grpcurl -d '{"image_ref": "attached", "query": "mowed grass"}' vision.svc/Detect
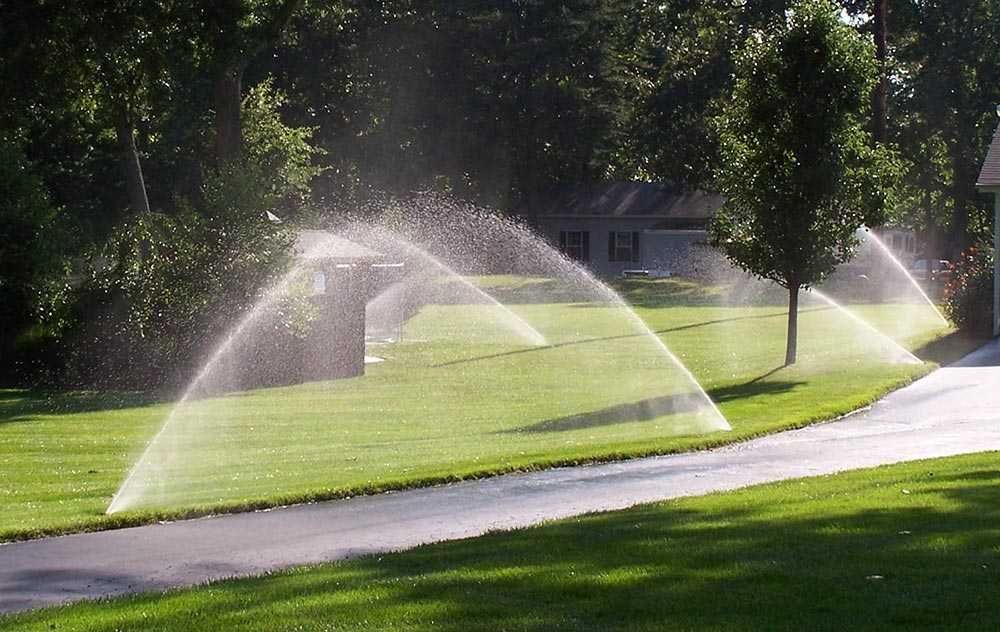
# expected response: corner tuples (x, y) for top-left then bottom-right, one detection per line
(0, 278), (970, 541)
(6, 451), (999, 631)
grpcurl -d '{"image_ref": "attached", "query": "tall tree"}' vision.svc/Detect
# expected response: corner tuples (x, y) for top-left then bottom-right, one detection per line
(710, 0), (894, 365)
(0, 138), (65, 378)
(201, 0), (303, 164)
(872, 0), (887, 144)
(890, 0), (1000, 256)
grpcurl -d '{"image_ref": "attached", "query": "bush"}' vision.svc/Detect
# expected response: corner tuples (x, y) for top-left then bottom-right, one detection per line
(943, 244), (994, 335)
(58, 210), (298, 389)
(51, 79), (323, 389)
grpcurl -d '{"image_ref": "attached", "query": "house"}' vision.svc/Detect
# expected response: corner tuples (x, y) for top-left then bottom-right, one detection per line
(872, 227), (918, 263)
(975, 107), (1000, 337)
(523, 182), (723, 277)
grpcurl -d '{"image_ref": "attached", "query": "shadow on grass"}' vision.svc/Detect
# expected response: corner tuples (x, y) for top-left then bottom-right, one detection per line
(433, 309), (827, 369)
(505, 393), (711, 434)
(911, 331), (989, 366)
(31, 458), (999, 631)
(0, 390), (165, 425)
(507, 370), (800, 434)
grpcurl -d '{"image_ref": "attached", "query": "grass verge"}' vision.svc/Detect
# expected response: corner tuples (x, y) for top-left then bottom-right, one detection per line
(0, 287), (971, 542)
(5, 451), (999, 630)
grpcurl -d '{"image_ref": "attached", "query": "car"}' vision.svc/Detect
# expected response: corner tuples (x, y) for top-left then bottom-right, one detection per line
(910, 258), (952, 283)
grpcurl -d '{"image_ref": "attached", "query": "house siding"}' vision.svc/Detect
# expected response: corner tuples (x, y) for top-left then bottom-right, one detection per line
(536, 217), (707, 277)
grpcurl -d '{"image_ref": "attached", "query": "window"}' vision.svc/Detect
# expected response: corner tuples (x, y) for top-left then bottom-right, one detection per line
(559, 230), (590, 261)
(312, 271), (327, 295)
(608, 231), (640, 263)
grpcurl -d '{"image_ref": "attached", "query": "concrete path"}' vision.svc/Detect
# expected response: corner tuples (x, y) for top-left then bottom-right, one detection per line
(2, 341), (999, 614)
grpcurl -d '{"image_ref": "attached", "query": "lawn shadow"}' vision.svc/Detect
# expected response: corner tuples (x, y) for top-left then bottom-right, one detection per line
(0, 390), (165, 425)
(503, 392), (714, 434)
(506, 371), (800, 434)
(480, 276), (792, 308)
(706, 365), (795, 404)
(433, 309), (825, 369)
(911, 331), (988, 366)
(56, 456), (1000, 631)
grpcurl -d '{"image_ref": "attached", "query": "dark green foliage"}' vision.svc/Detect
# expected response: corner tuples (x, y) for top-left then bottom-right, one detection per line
(294, 0), (631, 206)
(943, 244), (995, 335)
(0, 139), (68, 382)
(1, 0), (997, 383)
(888, 0), (1000, 255)
(57, 83), (316, 389)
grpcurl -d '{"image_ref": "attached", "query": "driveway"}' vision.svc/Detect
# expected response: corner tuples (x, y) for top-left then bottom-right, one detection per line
(2, 340), (998, 614)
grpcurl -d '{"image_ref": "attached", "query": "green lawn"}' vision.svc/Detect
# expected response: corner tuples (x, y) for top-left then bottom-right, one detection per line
(6, 451), (998, 631)
(0, 278), (971, 541)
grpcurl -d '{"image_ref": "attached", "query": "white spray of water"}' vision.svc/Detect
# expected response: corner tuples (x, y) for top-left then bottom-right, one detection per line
(860, 228), (949, 326)
(364, 233), (548, 347)
(806, 288), (922, 365)
(108, 208), (732, 514)
(480, 218), (730, 431)
(586, 273), (731, 431)
(107, 260), (315, 514)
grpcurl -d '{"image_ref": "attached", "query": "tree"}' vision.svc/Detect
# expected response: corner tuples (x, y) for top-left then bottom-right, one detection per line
(889, 0), (1000, 257)
(0, 138), (66, 379)
(871, 0), (887, 144)
(710, 0), (895, 365)
(199, 0), (303, 164)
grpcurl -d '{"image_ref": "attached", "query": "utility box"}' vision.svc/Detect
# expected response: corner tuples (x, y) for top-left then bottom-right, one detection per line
(294, 230), (386, 381)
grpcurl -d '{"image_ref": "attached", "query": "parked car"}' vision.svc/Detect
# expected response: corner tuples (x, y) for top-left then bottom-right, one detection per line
(910, 258), (952, 283)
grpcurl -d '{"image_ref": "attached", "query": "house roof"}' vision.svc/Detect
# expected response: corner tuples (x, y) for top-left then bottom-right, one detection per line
(977, 118), (1000, 189)
(294, 230), (384, 261)
(524, 182), (722, 219)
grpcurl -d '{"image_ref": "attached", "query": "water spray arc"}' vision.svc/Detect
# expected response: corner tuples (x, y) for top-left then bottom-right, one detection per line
(860, 228), (949, 326)
(108, 209), (729, 515)
(806, 288), (921, 365)
(107, 258), (319, 514)
(363, 232), (548, 347)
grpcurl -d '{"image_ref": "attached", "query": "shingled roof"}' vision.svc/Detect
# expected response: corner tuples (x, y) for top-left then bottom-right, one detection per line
(977, 118), (1000, 189)
(523, 182), (722, 219)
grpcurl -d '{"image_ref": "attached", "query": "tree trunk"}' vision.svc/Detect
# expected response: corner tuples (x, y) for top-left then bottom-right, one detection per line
(214, 63), (244, 164)
(948, 143), (974, 258)
(115, 112), (150, 214)
(871, 0), (887, 144)
(209, 0), (301, 166)
(785, 282), (800, 366)
(945, 62), (974, 259)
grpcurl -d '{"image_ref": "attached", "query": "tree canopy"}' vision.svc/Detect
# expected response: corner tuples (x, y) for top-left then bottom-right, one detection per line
(1, 0), (998, 383)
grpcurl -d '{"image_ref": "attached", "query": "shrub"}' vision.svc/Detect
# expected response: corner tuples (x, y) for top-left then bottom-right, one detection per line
(52, 79), (323, 389)
(943, 244), (994, 335)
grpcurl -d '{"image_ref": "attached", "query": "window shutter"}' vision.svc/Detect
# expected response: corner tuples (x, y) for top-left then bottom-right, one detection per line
(582, 232), (590, 261)
(608, 232), (615, 262)
(632, 232), (640, 263)
(559, 231), (567, 251)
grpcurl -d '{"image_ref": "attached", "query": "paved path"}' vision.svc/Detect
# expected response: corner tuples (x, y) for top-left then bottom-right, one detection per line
(3, 341), (999, 614)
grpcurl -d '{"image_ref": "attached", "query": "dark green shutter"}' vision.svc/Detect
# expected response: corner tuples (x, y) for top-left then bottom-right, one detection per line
(582, 232), (590, 261)
(608, 232), (615, 262)
(632, 232), (640, 263)
(559, 231), (567, 252)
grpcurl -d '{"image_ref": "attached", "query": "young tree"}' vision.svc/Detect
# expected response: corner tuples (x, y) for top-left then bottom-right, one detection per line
(710, 0), (895, 365)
